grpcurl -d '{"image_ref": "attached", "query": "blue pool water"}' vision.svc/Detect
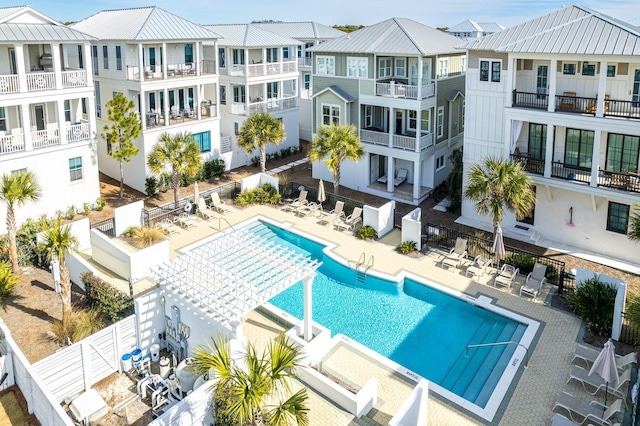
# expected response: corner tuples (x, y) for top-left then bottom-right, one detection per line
(247, 221), (526, 408)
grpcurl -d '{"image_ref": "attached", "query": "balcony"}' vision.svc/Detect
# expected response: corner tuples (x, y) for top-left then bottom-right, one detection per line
(61, 70), (87, 88)
(510, 154), (545, 175)
(298, 57), (312, 68)
(32, 128), (60, 149)
(229, 60), (297, 77)
(375, 81), (435, 100)
(125, 60), (216, 81)
(0, 75), (20, 94)
(0, 69), (89, 93)
(360, 128), (434, 152)
(26, 72), (56, 91)
(0, 131), (25, 155)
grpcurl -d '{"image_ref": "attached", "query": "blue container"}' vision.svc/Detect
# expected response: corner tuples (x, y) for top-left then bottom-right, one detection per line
(131, 348), (142, 366)
(121, 353), (132, 370)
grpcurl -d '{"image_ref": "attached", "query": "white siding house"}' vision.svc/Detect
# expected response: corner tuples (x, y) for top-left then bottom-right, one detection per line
(0, 6), (100, 233)
(460, 5), (640, 267)
(446, 20), (504, 39)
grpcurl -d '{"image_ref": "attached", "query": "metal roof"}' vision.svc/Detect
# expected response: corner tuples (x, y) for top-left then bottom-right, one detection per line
(312, 85), (356, 102)
(0, 6), (28, 23)
(254, 22), (344, 40)
(308, 18), (463, 56)
(447, 20), (504, 34)
(0, 6), (96, 42)
(479, 23), (506, 33)
(461, 5), (640, 55)
(72, 7), (221, 41)
(204, 24), (300, 47)
(152, 228), (320, 329)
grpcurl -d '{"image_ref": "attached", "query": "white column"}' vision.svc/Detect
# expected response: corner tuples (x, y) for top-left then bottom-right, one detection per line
(56, 100), (67, 144)
(83, 43), (93, 86)
(303, 274), (314, 342)
(162, 42), (168, 79)
(387, 155), (394, 192)
(413, 159), (420, 199)
(140, 90), (146, 131)
(596, 60), (607, 118)
(196, 84), (202, 120)
(138, 43), (144, 83)
(388, 107), (394, 148)
(195, 42), (201, 76)
(245, 49), (250, 76)
(505, 57), (514, 108)
(503, 117), (512, 158)
(590, 130), (601, 187)
(21, 104), (33, 151)
(215, 83), (220, 118)
(415, 108), (420, 153)
(52, 43), (63, 89)
(163, 88), (169, 126)
(548, 59), (557, 112)
(214, 41), (219, 75)
(15, 44), (27, 93)
(544, 124), (553, 178)
(417, 57), (423, 99)
(87, 95), (97, 138)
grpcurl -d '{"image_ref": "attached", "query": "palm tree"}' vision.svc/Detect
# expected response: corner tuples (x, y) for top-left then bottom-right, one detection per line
(238, 112), (286, 172)
(147, 132), (202, 208)
(464, 157), (536, 236)
(42, 218), (79, 328)
(0, 172), (41, 274)
(308, 124), (364, 195)
(192, 333), (309, 426)
(628, 203), (640, 241)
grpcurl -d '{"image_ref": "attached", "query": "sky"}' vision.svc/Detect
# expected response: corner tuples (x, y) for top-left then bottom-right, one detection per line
(16, 0), (640, 29)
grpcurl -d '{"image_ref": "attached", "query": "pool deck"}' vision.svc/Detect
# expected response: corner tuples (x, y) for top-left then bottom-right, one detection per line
(128, 205), (590, 425)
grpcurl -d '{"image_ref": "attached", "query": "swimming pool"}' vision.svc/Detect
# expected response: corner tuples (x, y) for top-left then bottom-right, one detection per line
(242, 219), (538, 420)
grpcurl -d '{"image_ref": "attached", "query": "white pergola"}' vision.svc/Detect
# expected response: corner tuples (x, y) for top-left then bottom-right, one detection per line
(152, 228), (321, 340)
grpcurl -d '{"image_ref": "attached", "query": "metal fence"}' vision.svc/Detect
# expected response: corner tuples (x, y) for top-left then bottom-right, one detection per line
(422, 223), (566, 287)
(279, 182), (367, 217)
(90, 217), (115, 237)
(620, 312), (640, 347)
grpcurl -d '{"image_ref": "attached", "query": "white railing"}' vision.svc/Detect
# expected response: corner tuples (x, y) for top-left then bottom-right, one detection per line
(266, 63), (282, 75)
(67, 123), (91, 142)
(167, 63), (196, 77)
(421, 83), (435, 98)
(248, 63), (264, 76)
(248, 97), (297, 115)
(298, 57), (312, 67)
(0, 74), (20, 93)
(220, 135), (232, 153)
(32, 129), (60, 149)
(61, 70), (87, 88)
(26, 72), (55, 91)
(230, 102), (247, 115)
(374, 81), (435, 99)
(420, 132), (434, 149)
(393, 134), (416, 150)
(360, 129), (389, 146)
(282, 61), (296, 73)
(230, 65), (246, 76)
(200, 59), (216, 74)
(0, 132), (25, 155)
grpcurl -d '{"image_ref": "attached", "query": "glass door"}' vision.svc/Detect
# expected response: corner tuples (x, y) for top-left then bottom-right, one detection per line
(149, 47), (156, 72)
(33, 105), (45, 130)
(8, 48), (17, 74)
(632, 69), (640, 107)
(409, 58), (419, 85)
(536, 65), (548, 97)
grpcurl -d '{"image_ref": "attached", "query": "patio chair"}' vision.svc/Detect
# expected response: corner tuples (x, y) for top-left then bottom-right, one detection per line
(377, 174), (388, 184)
(209, 192), (233, 215)
(335, 207), (362, 231)
(572, 345), (637, 372)
(318, 201), (345, 226)
(170, 105), (183, 120)
(394, 168), (408, 186)
(465, 256), (492, 279)
(178, 212), (198, 230)
(197, 198), (221, 222)
(493, 264), (519, 289)
(519, 262), (547, 300)
(439, 237), (467, 271)
(567, 365), (631, 399)
(296, 202), (320, 218)
(282, 190), (308, 212)
(550, 413), (579, 426)
(552, 391), (622, 425)
(159, 218), (180, 236)
(560, 91), (577, 110)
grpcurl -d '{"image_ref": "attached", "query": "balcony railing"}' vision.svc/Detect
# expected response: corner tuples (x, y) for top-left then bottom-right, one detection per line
(26, 72), (55, 91)
(555, 94), (596, 114)
(61, 70), (87, 88)
(550, 162), (591, 184)
(66, 123), (91, 142)
(512, 91), (547, 110)
(248, 97), (297, 115)
(393, 134), (416, 150)
(604, 99), (640, 120)
(420, 132), (434, 149)
(360, 128), (433, 151)
(0, 132), (25, 155)
(360, 129), (388, 146)
(32, 128), (60, 149)
(597, 169), (640, 193)
(510, 154), (545, 175)
(374, 81), (435, 100)
(201, 60), (216, 74)
(298, 57), (312, 67)
(0, 75), (20, 94)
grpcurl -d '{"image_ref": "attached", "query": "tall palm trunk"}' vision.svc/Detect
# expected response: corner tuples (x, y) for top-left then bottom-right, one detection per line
(119, 159), (125, 200)
(333, 164), (341, 195)
(6, 204), (18, 274)
(59, 262), (72, 327)
(260, 148), (267, 173)
(172, 166), (180, 209)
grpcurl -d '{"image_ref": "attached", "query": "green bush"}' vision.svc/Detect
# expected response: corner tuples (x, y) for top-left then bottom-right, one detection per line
(145, 176), (159, 196)
(66, 205), (76, 220)
(399, 241), (417, 254)
(203, 159), (226, 179)
(83, 202), (92, 216)
(50, 308), (106, 345)
(234, 183), (281, 207)
(180, 167), (204, 187)
(0, 219), (50, 268)
(95, 197), (106, 211)
(357, 226), (377, 240)
(0, 261), (17, 302)
(503, 253), (558, 282)
(624, 292), (640, 344)
(568, 276), (617, 335)
(250, 156), (260, 168)
(81, 272), (134, 323)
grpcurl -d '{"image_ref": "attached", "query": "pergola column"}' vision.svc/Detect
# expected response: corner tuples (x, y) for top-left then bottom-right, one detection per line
(303, 274), (314, 342)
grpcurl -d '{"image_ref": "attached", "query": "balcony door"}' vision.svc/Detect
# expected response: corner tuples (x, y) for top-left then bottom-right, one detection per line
(32, 104), (45, 131)
(536, 64), (548, 96)
(633, 69), (640, 107)
(409, 58), (419, 85)
(8, 48), (17, 74)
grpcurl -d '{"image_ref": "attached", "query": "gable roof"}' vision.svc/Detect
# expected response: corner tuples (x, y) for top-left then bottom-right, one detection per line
(254, 22), (344, 40)
(462, 5), (640, 55)
(72, 7), (220, 41)
(309, 18), (462, 56)
(0, 5), (95, 42)
(312, 85), (355, 103)
(204, 24), (300, 47)
(448, 20), (504, 34)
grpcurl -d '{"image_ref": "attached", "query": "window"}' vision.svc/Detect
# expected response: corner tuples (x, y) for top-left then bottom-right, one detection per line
(115, 46), (122, 70)
(266, 48), (278, 63)
(564, 128), (594, 168)
(461, 56), (466, 73)
(220, 85), (226, 105)
(436, 155), (445, 170)
(77, 45), (83, 69)
(491, 61), (501, 82)
(316, 56), (335, 75)
(64, 100), (71, 122)
(461, 99), (465, 129)
(95, 81), (101, 118)
(218, 48), (226, 68)
(232, 49), (244, 65)
(436, 106), (444, 137)
(378, 58), (391, 78)
(91, 45), (98, 75)
(304, 73), (310, 90)
(234, 123), (239, 135)
(607, 65), (616, 77)
(347, 57), (368, 78)
(233, 86), (245, 103)
(582, 62), (595, 76)
(322, 105), (339, 126)
(69, 157), (82, 182)
(438, 59), (448, 78)
(184, 44), (193, 64)
(283, 47), (290, 60)
(395, 58), (406, 77)
(297, 45), (302, 58)
(606, 133), (640, 173)
(607, 202), (630, 234)
(480, 60), (489, 81)
(364, 105), (372, 127)
(421, 109), (431, 132)
(528, 123), (547, 160)
(408, 110), (417, 130)
(563, 63), (576, 75)
(192, 131), (211, 153)
(102, 46), (108, 69)
(0, 107), (6, 131)
(267, 82), (278, 99)
(81, 98), (86, 114)
(11, 168), (26, 176)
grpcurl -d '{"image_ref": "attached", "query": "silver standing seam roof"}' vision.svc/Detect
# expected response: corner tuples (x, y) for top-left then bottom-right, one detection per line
(203, 24), (301, 47)
(0, 5), (96, 42)
(71, 7), (221, 41)
(152, 228), (320, 328)
(254, 22), (345, 40)
(461, 5), (640, 55)
(308, 17), (463, 56)
(447, 20), (505, 34)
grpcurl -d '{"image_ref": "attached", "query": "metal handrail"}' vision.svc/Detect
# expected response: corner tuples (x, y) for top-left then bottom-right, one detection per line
(466, 341), (530, 369)
(364, 255), (374, 272)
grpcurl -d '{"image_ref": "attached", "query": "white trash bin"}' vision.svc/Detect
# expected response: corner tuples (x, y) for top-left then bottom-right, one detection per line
(150, 344), (160, 362)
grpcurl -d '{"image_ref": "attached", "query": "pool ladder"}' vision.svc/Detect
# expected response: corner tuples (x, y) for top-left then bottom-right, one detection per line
(350, 252), (374, 283)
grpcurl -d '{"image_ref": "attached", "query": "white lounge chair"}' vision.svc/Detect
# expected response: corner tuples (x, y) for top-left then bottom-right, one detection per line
(466, 256), (492, 279)
(159, 218), (180, 236)
(178, 212), (199, 230)
(519, 262), (546, 300)
(440, 237), (467, 271)
(493, 264), (519, 289)
(552, 391), (622, 425)
(335, 207), (362, 231)
(572, 345), (637, 372)
(197, 198), (221, 222)
(296, 202), (320, 217)
(567, 365), (630, 399)
(318, 201), (345, 226)
(209, 192), (233, 215)
(282, 190), (308, 212)
(394, 168), (408, 186)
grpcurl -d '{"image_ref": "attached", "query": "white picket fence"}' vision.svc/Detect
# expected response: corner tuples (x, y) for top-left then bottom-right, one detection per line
(32, 315), (138, 403)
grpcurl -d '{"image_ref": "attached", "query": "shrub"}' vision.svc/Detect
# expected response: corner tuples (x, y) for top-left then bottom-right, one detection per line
(50, 308), (106, 345)
(357, 226), (377, 240)
(250, 156), (260, 168)
(180, 167), (204, 187)
(1, 219), (50, 268)
(130, 226), (165, 249)
(568, 276), (617, 336)
(0, 261), (17, 302)
(234, 183), (280, 207)
(83, 202), (92, 216)
(95, 197), (106, 211)
(399, 241), (417, 254)
(81, 272), (134, 323)
(66, 205), (76, 220)
(145, 176), (159, 196)
(624, 292), (640, 344)
(503, 253), (558, 283)
(203, 159), (226, 179)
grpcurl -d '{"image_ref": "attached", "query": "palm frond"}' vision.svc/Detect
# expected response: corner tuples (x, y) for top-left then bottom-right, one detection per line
(265, 388), (310, 426)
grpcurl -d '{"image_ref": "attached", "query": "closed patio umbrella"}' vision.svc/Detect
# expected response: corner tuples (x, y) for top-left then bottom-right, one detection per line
(589, 339), (619, 413)
(492, 223), (506, 260)
(318, 179), (326, 209)
(193, 181), (200, 206)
